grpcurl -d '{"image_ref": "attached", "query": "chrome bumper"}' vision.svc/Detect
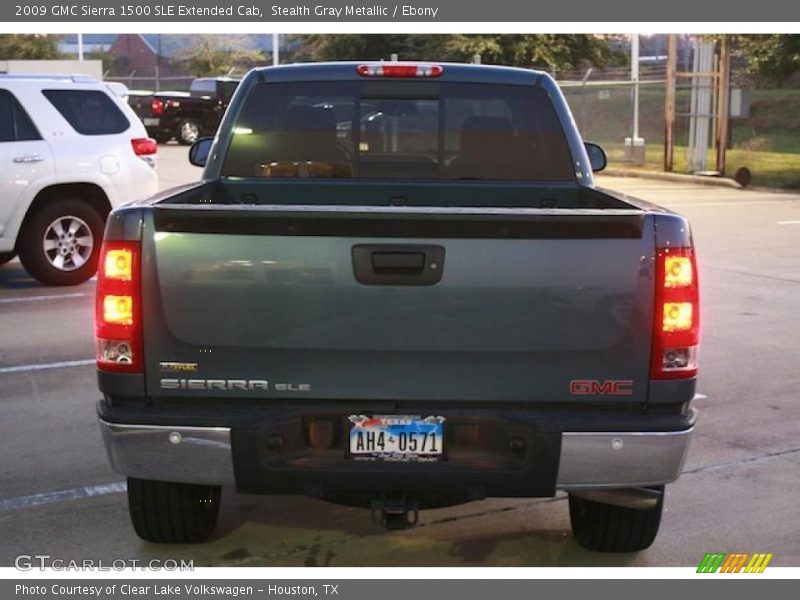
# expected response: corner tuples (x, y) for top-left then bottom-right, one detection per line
(99, 420), (692, 489)
(99, 421), (236, 486)
(555, 429), (692, 489)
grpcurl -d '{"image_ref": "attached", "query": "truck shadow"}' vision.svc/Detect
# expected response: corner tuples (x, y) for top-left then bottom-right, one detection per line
(0, 261), (40, 289)
(184, 490), (643, 567)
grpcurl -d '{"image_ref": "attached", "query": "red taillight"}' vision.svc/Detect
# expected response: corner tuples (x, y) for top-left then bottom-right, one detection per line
(131, 137), (157, 156)
(651, 247), (700, 379)
(151, 98), (164, 115)
(356, 63), (443, 78)
(95, 241), (142, 373)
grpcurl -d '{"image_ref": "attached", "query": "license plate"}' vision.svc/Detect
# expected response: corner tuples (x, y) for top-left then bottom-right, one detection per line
(348, 415), (445, 462)
(143, 117), (160, 126)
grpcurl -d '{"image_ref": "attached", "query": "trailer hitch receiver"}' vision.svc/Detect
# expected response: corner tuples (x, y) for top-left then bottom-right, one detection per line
(371, 495), (419, 530)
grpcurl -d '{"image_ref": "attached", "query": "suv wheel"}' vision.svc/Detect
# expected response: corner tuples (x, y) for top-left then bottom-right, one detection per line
(568, 487), (664, 552)
(127, 478), (221, 543)
(0, 252), (16, 266)
(18, 199), (105, 286)
(177, 119), (201, 145)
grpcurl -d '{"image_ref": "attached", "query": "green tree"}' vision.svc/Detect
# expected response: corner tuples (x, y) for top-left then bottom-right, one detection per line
(290, 34), (413, 62)
(437, 34), (622, 72)
(290, 34), (623, 73)
(733, 35), (800, 85)
(0, 34), (61, 60)
(175, 35), (267, 77)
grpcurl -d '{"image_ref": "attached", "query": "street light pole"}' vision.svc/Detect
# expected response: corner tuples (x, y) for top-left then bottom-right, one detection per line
(624, 33), (645, 165)
(272, 33), (279, 66)
(631, 34), (640, 141)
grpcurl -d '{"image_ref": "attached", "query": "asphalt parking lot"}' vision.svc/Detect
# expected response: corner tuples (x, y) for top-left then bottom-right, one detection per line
(1, 145), (798, 567)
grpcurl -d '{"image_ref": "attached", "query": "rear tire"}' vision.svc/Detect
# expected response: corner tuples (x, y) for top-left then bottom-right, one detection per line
(127, 478), (221, 543)
(0, 252), (16, 266)
(568, 487), (664, 552)
(176, 118), (201, 145)
(17, 199), (105, 286)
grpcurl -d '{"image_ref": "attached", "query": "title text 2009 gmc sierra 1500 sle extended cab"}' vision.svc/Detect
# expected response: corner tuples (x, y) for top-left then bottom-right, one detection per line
(95, 62), (700, 552)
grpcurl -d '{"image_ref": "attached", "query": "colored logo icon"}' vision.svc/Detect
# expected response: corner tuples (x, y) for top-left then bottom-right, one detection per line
(697, 552), (773, 573)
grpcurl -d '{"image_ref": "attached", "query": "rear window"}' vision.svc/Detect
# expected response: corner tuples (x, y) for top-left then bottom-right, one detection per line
(190, 80), (217, 97)
(42, 89), (129, 135)
(222, 81), (575, 181)
(0, 89), (41, 142)
(220, 81), (239, 102)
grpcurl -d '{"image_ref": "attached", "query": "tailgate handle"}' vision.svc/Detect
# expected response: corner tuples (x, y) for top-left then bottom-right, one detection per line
(353, 244), (445, 286)
(372, 252), (425, 273)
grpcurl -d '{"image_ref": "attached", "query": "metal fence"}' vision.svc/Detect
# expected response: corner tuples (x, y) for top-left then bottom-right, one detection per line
(104, 60), (799, 187)
(558, 63), (800, 188)
(103, 68), (245, 92)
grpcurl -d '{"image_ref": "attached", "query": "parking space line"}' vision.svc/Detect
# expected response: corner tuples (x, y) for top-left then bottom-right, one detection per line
(777, 220), (800, 225)
(0, 292), (91, 304)
(0, 481), (126, 512)
(666, 201), (796, 208)
(0, 359), (94, 374)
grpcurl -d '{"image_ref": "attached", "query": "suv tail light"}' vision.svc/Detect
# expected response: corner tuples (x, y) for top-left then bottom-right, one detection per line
(151, 98), (164, 115)
(131, 138), (157, 156)
(651, 247), (700, 379)
(357, 63), (443, 78)
(95, 241), (142, 373)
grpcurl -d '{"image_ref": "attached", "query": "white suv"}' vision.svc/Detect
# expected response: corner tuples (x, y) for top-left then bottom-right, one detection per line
(0, 75), (158, 285)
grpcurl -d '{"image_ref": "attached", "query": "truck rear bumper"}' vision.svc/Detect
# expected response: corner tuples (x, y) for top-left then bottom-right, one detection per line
(98, 404), (694, 496)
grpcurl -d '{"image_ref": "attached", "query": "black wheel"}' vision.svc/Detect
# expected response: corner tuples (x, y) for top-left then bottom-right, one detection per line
(127, 478), (221, 543)
(17, 199), (105, 286)
(568, 487), (664, 552)
(0, 252), (16, 266)
(176, 118), (201, 145)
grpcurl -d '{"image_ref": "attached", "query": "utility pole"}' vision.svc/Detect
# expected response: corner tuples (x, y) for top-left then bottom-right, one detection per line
(664, 34), (677, 172)
(272, 33), (279, 66)
(77, 33), (84, 61)
(632, 34), (640, 141)
(715, 36), (731, 175)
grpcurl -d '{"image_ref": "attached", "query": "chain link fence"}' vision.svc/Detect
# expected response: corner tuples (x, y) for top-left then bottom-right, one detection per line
(103, 59), (799, 188)
(103, 68), (247, 92)
(558, 64), (800, 188)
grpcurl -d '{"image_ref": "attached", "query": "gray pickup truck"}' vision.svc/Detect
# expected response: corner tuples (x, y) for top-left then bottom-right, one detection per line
(95, 62), (700, 552)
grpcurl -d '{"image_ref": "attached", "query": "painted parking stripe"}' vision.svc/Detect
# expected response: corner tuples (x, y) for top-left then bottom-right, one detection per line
(667, 201), (797, 208)
(0, 292), (91, 304)
(777, 220), (800, 225)
(0, 358), (94, 374)
(0, 481), (126, 512)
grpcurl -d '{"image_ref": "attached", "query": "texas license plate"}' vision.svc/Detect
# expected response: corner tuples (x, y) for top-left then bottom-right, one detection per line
(348, 415), (445, 462)
(143, 117), (160, 126)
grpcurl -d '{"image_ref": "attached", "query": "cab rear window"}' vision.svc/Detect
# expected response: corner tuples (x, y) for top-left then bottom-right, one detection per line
(222, 81), (575, 181)
(43, 89), (129, 136)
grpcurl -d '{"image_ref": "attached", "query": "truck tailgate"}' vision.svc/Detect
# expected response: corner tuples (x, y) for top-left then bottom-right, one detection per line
(142, 206), (655, 404)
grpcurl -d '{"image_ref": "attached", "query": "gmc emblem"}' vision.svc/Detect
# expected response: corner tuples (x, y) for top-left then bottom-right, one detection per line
(569, 379), (634, 396)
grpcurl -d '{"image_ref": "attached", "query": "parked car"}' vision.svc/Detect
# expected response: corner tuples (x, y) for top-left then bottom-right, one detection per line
(131, 77), (240, 145)
(0, 74), (158, 285)
(96, 62), (700, 551)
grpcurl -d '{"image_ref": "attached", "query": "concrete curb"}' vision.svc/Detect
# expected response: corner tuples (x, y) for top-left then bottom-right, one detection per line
(604, 167), (743, 190)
